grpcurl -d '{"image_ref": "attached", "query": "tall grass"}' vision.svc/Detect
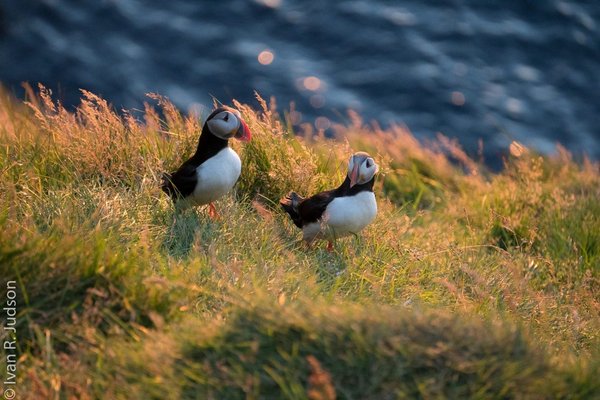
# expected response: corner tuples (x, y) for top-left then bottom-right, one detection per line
(0, 85), (598, 399)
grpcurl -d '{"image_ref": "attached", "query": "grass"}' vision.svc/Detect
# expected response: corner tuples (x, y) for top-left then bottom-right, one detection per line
(0, 84), (598, 399)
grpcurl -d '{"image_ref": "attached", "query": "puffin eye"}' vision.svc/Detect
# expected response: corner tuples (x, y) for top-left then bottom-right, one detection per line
(223, 113), (229, 122)
(366, 159), (373, 168)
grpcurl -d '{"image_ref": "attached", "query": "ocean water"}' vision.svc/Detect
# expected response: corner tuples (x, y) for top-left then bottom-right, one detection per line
(0, 0), (598, 166)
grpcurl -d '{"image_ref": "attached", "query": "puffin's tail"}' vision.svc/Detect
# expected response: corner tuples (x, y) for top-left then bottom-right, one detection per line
(280, 191), (304, 228)
(161, 173), (177, 201)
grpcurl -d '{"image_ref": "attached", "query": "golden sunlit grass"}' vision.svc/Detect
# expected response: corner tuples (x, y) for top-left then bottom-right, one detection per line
(0, 84), (598, 399)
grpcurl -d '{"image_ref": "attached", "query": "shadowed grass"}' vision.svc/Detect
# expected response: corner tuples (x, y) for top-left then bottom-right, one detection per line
(101, 297), (598, 399)
(0, 85), (598, 399)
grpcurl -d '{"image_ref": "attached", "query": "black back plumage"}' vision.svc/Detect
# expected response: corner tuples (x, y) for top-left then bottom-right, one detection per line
(280, 176), (375, 228)
(161, 108), (230, 200)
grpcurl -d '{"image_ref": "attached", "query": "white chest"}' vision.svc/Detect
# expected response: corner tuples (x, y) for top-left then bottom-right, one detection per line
(302, 191), (377, 241)
(191, 147), (241, 205)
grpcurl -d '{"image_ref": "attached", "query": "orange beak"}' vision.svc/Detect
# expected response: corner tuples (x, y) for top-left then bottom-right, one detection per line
(235, 119), (252, 142)
(349, 163), (360, 187)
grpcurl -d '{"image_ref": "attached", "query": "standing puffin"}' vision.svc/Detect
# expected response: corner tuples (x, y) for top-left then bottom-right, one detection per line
(280, 152), (379, 250)
(162, 106), (251, 216)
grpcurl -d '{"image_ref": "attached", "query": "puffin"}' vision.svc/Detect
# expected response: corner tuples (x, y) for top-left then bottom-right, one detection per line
(161, 106), (251, 216)
(280, 152), (379, 251)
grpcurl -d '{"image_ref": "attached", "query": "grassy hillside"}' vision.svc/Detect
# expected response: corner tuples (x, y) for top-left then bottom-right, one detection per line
(0, 85), (598, 399)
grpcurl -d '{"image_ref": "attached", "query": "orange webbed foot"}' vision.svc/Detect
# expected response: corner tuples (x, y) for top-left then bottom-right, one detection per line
(208, 202), (220, 220)
(326, 241), (334, 252)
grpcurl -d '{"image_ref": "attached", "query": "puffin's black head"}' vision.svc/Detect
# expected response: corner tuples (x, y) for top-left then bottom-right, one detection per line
(347, 152), (379, 187)
(204, 107), (252, 142)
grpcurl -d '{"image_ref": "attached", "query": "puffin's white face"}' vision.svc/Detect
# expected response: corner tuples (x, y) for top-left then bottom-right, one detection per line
(347, 152), (378, 187)
(206, 108), (251, 141)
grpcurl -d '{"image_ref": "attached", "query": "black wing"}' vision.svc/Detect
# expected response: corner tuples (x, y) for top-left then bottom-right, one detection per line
(161, 160), (198, 200)
(281, 176), (351, 228)
(296, 189), (337, 226)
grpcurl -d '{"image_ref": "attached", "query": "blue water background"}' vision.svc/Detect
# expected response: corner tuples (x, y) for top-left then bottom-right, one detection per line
(1, 0), (599, 166)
